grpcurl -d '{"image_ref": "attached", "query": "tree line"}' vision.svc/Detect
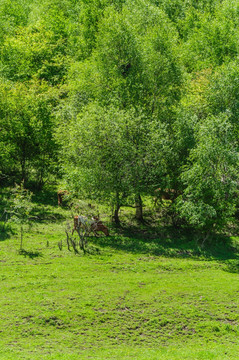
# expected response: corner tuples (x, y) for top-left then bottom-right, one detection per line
(1, 0), (239, 233)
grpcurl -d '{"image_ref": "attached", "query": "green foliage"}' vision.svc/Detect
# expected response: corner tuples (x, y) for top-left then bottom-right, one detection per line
(177, 114), (239, 232)
(0, 0), (33, 41)
(8, 182), (33, 249)
(57, 104), (153, 209)
(9, 183), (33, 223)
(66, 1), (182, 112)
(206, 60), (239, 124)
(0, 24), (67, 84)
(180, 2), (239, 71)
(0, 79), (59, 186)
(0, 0), (239, 232)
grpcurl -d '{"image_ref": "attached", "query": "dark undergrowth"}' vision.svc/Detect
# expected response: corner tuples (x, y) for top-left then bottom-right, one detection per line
(91, 224), (239, 261)
(1, 187), (239, 267)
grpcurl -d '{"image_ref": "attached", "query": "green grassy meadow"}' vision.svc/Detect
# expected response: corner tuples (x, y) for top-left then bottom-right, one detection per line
(0, 192), (239, 359)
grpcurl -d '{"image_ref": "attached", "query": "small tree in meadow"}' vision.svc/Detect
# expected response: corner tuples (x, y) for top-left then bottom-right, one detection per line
(8, 183), (33, 250)
(65, 217), (93, 254)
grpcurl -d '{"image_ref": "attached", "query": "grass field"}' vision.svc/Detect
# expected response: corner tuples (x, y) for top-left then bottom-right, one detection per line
(0, 190), (239, 359)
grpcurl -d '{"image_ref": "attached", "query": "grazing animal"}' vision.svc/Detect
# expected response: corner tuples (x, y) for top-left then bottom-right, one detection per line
(72, 215), (109, 236)
(154, 188), (181, 205)
(91, 218), (110, 236)
(57, 190), (69, 206)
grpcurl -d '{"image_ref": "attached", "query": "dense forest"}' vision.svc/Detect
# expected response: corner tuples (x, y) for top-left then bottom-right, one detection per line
(1, 0), (239, 233)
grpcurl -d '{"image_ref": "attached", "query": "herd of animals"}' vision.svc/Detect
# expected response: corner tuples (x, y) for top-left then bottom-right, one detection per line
(57, 190), (110, 237)
(57, 187), (181, 237)
(72, 215), (109, 236)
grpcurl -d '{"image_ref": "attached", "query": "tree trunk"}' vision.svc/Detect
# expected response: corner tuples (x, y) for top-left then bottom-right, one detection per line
(21, 159), (26, 183)
(20, 225), (23, 250)
(113, 204), (120, 225)
(112, 191), (120, 225)
(135, 194), (143, 222)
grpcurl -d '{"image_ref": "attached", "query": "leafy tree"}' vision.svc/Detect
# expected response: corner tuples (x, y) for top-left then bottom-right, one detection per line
(0, 79), (59, 187)
(56, 104), (160, 223)
(57, 1), (184, 222)
(177, 114), (239, 235)
(0, 0), (33, 42)
(0, 24), (67, 84)
(8, 182), (33, 250)
(206, 60), (239, 125)
(67, 2), (182, 111)
(180, 2), (239, 72)
(66, 6), (143, 111)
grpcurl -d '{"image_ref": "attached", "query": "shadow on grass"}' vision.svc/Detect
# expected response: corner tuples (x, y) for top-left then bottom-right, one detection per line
(91, 224), (239, 263)
(18, 249), (43, 259)
(30, 208), (67, 223)
(224, 260), (239, 274)
(31, 192), (70, 223)
(32, 188), (57, 207)
(32, 188), (72, 209)
(0, 222), (12, 241)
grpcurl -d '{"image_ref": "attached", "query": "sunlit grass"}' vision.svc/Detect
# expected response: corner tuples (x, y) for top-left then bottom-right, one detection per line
(0, 191), (239, 359)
